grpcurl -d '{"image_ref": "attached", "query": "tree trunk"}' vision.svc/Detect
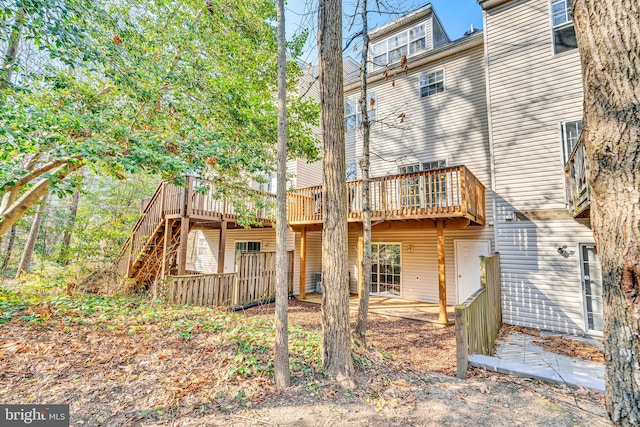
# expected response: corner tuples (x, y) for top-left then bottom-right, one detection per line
(1, 7), (24, 95)
(0, 161), (84, 237)
(15, 194), (49, 278)
(318, 0), (355, 388)
(273, 0), (291, 389)
(573, 1), (640, 425)
(58, 188), (80, 265)
(353, 0), (372, 348)
(1, 226), (16, 275)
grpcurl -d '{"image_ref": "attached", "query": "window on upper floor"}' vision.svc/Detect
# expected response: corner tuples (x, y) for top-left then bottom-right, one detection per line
(345, 92), (377, 131)
(398, 159), (448, 208)
(551, 0), (578, 54)
(561, 120), (582, 164)
(346, 163), (358, 181)
(419, 69), (445, 98)
(398, 159), (447, 175)
(371, 23), (428, 69)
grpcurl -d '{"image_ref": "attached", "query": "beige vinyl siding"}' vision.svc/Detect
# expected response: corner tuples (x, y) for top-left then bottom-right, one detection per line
(342, 226), (494, 304)
(295, 159), (323, 188)
(485, 0), (583, 211)
(497, 219), (593, 334)
(344, 42), (493, 223)
(190, 229), (220, 273)
(302, 231), (323, 294)
(484, 0), (592, 333)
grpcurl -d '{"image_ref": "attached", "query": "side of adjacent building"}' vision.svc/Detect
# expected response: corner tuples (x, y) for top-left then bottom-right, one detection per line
(480, 0), (601, 335)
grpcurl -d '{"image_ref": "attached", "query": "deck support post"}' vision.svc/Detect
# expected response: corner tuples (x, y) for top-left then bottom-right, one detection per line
(159, 218), (171, 288)
(299, 226), (307, 299)
(177, 217), (189, 275)
(357, 224), (364, 297)
(437, 219), (448, 323)
(217, 220), (227, 273)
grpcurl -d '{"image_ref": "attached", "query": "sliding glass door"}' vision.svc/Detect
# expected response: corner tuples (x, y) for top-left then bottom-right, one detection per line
(370, 243), (401, 296)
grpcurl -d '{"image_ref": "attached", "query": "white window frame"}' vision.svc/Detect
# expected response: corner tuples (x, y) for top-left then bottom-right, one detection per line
(235, 241), (262, 253)
(419, 69), (445, 98)
(370, 242), (402, 297)
(397, 159), (448, 209)
(560, 119), (583, 165)
(371, 23), (428, 69)
(550, 0), (577, 54)
(344, 92), (377, 131)
(346, 163), (358, 181)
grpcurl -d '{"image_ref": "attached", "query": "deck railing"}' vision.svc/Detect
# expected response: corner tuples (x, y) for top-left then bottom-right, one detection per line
(115, 176), (277, 277)
(564, 138), (591, 217)
(287, 165), (485, 225)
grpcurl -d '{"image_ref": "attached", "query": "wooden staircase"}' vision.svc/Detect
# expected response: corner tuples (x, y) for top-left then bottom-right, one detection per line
(114, 176), (276, 290)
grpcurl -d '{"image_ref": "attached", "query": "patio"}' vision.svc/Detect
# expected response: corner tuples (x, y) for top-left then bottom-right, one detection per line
(296, 293), (455, 325)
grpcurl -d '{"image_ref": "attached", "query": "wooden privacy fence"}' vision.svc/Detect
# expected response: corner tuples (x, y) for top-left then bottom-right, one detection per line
(455, 253), (501, 378)
(163, 251), (294, 308)
(166, 272), (236, 306)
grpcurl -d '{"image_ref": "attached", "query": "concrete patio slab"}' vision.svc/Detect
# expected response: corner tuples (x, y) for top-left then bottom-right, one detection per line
(470, 331), (605, 392)
(296, 293), (455, 325)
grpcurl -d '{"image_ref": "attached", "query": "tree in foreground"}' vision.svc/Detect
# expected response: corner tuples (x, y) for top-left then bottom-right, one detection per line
(318, 0), (355, 387)
(352, 0), (373, 348)
(573, 1), (640, 424)
(274, 0), (291, 389)
(0, 0), (318, 237)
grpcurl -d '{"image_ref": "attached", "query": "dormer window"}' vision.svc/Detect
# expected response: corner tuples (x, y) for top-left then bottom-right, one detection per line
(388, 33), (408, 63)
(371, 23), (429, 69)
(409, 24), (426, 54)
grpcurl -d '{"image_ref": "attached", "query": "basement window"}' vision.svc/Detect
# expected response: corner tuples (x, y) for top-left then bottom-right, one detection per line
(235, 241), (261, 253)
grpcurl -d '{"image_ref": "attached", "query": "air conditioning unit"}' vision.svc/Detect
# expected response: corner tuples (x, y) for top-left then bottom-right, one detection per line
(315, 273), (323, 293)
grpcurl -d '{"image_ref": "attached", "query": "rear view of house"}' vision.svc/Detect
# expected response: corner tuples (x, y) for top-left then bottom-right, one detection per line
(118, 0), (601, 337)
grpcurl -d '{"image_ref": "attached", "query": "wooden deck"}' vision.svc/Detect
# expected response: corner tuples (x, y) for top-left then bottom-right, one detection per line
(297, 293), (455, 325)
(115, 176), (277, 286)
(288, 165), (485, 227)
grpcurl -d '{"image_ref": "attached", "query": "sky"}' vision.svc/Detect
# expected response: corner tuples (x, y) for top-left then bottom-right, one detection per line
(284, 0), (484, 65)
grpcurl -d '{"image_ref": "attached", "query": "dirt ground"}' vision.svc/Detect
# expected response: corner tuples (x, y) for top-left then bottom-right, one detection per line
(0, 297), (609, 426)
(243, 299), (457, 376)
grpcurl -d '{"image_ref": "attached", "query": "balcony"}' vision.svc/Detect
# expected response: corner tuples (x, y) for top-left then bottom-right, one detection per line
(287, 165), (486, 226)
(564, 138), (591, 218)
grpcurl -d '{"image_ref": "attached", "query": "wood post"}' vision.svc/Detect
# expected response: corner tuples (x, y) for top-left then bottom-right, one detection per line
(184, 176), (193, 217)
(160, 218), (171, 281)
(217, 220), (227, 273)
(437, 219), (448, 323)
(177, 218), (189, 275)
(160, 182), (166, 218)
(299, 227), (307, 299)
(357, 224), (364, 297)
(455, 306), (468, 378)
